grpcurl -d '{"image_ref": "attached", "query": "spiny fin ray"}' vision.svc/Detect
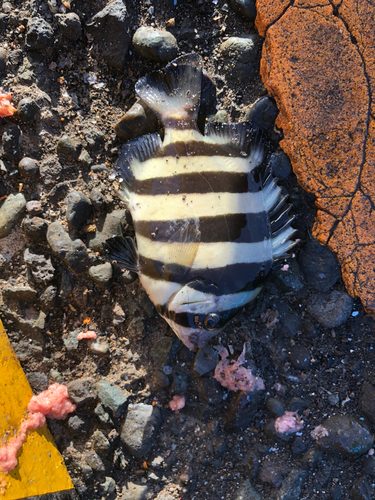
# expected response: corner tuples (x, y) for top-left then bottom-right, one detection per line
(103, 236), (139, 273)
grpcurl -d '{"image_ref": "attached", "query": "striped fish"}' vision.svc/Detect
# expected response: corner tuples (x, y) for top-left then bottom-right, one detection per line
(104, 53), (296, 350)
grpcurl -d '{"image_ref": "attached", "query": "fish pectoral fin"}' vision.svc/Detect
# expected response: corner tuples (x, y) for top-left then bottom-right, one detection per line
(165, 220), (201, 269)
(135, 53), (202, 126)
(103, 236), (139, 273)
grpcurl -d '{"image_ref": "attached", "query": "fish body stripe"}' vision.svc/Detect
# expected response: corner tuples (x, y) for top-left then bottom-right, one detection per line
(129, 191), (269, 221)
(136, 235), (273, 269)
(160, 140), (249, 158)
(131, 171), (261, 195)
(138, 257), (271, 295)
(134, 212), (270, 244)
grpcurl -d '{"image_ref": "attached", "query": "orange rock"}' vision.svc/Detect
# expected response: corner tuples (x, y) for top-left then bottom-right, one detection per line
(256, 0), (375, 312)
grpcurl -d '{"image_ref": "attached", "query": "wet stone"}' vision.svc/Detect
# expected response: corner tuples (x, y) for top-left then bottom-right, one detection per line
(220, 35), (261, 81)
(115, 102), (159, 141)
(288, 345), (311, 370)
(26, 371), (48, 393)
(229, 0), (257, 21)
(245, 96), (278, 132)
(307, 290), (354, 328)
(0, 193), (26, 238)
(350, 477), (372, 500)
(67, 378), (96, 406)
(331, 486), (343, 500)
(56, 12), (82, 41)
(92, 429), (110, 457)
(258, 460), (284, 488)
(47, 221), (89, 273)
(26, 17), (54, 54)
(313, 415), (373, 456)
(287, 398), (309, 414)
(273, 259), (305, 293)
(298, 239), (341, 292)
(57, 135), (81, 157)
(17, 98), (39, 123)
(66, 190), (92, 230)
(276, 468), (309, 500)
(225, 391), (261, 432)
(292, 436), (308, 455)
(26, 200), (43, 215)
(266, 397), (285, 417)
(363, 455), (375, 477)
(22, 217), (48, 241)
(120, 403), (162, 458)
(300, 448), (323, 469)
(269, 150), (293, 180)
(133, 26), (178, 62)
(89, 262), (113, 287)
(360, 382), (375, 425)
(96, 379), (127, 418)
(2, 124), (22, 159)
(194, 346), (219, 376)
(86, 0), (130, 70)
(68, 415), (93, 436)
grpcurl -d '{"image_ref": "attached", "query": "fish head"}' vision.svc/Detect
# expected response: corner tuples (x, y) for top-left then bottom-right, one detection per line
(164, 280), (242, 350)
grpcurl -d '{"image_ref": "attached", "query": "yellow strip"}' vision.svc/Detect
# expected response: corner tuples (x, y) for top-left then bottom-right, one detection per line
(0, 319), (74, 500)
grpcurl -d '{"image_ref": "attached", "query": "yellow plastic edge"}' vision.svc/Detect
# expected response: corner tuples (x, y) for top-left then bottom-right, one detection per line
(0, 319), (74, 499)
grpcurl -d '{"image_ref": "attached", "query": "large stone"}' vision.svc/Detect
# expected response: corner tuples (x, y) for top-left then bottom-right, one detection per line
(0, 194), (26, 238)
(47, 221), (89, 273)
(133, 26), (178, 62)
(256, 0), (375, 313)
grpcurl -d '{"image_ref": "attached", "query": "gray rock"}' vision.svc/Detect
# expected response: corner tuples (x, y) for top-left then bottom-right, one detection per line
(92, 429), (111, 457)
(91, 163), (108, 173)
(8, 49), (23, 66)
(26, 17), (54, 54)
(128, 317), (145, 338)
(47, 221), (90, 273)
(0, 47), (7, 74)
(24, 248), (55, 283)
(0, 14), (7, 34)
(26, 371), (48, 393)
(66, 190), (92, 230)
(68, 415), (93, 435)
(0, 193), (26, 238)
(171, 370), (189, 395)
(224, 391), (261, 432)
(96, 379), (127, 418)
(78, 149), (92, 166)
(361, 382), (375, 425)
(86, 0), (130, 70)
(197, 377), (224, 405)
(220, 35), (261, 80)
(39, 285), (57, 310)
(287, 398), (309, 414)
(288, 345), (311, 370)
(292, 436), (308, 455)
(57, 135), (81, 157)
(133, 26), (178, 62)
(89, 262), (113, 287)
(101, 477), (116, 496)
(273, 259), (305, 293)
(90, 341), (110, 354)
(13, 340), (43, 362)
(89, 189), (105, 212)
(94, 403), (113, 425)
(121, 403), (162, 458)
(266, 397), (285, 417)
(269, 150), (293, 180)
(26, 200), (43, 215)
(245, 96), (278, 132)
(307, 290), (354, 328)
(17, 98), (40, 123)
(114, 102), (159, 141)
(22, 217), (48, 241)
(83, 451), (105, 472)
(59, 267), (74, 301)
(235, 480), (262, 500)
(67, 378), (96, 406)
(229, 0), (257, 21)
(313, 415), (373, 456)
(194, 347), (219, 376)
(2, 125), (22, 159)
(298, 239), (341, 292)
(82, 125), (105, 150)
(87, 209), (127, 253)
(120, 482), (148, 500)
(276, 468), (309, 500)
(350, 477), (372, 500)
(259, 460), (284, 488)
(56, 12), (82, 41)
(39, 157), (62, 186)
(63, 329), (80, 351)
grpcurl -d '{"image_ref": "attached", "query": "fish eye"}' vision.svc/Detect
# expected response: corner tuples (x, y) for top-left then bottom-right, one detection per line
(203, 313), (221, 331)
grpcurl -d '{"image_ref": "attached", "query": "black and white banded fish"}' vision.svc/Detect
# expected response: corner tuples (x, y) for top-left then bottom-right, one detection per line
(104, 53), (297, 350)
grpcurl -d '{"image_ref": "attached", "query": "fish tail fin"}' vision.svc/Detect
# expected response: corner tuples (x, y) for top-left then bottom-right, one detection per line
(103, 236), (139, 273)
(135, 53), (202, 127)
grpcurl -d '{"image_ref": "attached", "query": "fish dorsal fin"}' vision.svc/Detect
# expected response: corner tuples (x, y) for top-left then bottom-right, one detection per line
(165, 220), (201, 269)
(205, 122), (264, 166)
(114, 133), (162, 201)
(103, 236), (139, 273)
(135, 53), (202, 127)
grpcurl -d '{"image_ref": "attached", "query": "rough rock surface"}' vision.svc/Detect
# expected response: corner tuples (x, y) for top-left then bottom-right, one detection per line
(256, 0), (375, 313)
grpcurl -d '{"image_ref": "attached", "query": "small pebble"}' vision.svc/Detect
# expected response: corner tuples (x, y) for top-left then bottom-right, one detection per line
(229, 0), (257, 21)
(57, 135), (81, 157)
(26, 200), (43, 215)
(17, 98), (40, 123)
(2, 125), (22, 160)
(56, 12), (82, 41)
(288, 345), (311, 370)
(26, 17), (54, 54)
(307, 290), (354, 328)
(245, 96), (278, 131)
(19, 157), (39, 178)
(269, 150), (292, 180)
(0, 193), (26, 238)
(66, 190), (92, 230)
(133, 26), (178, 62)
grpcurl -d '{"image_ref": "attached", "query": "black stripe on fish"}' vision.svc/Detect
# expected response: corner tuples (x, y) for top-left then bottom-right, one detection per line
(131, 171), (262, 195)
(138, 257), (271, 295)
(135, 212), (270, 244)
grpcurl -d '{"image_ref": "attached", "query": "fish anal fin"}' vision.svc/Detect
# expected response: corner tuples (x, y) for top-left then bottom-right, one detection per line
(103, 236), (139, 273)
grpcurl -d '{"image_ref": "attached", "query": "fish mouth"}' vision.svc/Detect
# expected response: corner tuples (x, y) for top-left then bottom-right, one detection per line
(163, 315), (222, 351)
